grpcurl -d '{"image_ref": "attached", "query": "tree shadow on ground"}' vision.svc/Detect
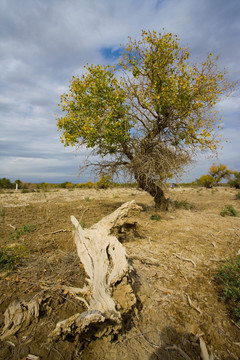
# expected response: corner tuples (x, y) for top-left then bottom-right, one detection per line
(149, 326), (202, 360)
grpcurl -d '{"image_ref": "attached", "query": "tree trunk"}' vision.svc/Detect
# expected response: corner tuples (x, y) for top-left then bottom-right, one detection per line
(151, 185), (169, 210)
(135, 173), (169, 210)
(121, 142), (169, 210)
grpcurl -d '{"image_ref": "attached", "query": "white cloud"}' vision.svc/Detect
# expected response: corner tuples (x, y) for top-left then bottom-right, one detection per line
(0, 0), (239, 183)
(216, 93), (240, 114)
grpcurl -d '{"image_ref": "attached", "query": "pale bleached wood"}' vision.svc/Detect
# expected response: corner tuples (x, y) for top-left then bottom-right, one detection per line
(50, 201), (142, 341)
(0, 297), (42, 340)
(0, 201), (141, 343)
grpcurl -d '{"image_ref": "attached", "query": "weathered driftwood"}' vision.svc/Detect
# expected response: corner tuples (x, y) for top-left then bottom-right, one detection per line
(49, 200), (142, 342)
(0, 201), (141, 343)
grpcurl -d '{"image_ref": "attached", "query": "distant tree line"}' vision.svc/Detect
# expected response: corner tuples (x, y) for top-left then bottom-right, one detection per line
(0, 176), (137, 191)
(1, 167), (239, 191)
(0, 178), (23, 189)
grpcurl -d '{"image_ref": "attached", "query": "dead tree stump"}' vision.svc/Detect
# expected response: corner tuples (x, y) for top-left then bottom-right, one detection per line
(49, 200), (142, 342)
(0, 201), (142, 345)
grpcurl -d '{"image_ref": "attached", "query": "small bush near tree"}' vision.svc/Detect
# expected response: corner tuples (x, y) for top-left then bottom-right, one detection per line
(173, 200), (195, 210)
(150, 214), (161, 221)
(215, 255), (240, 324)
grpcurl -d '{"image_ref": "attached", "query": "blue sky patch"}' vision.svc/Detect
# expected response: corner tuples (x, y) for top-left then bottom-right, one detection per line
(101, 47), (123, 61)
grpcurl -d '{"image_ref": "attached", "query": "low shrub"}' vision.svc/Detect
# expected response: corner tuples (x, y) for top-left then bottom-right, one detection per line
(95, 175), (112, 189)
(9, 224), (36, 241)
(215, 255), (240, 324)
(220, 205), (239, 217)
(173, 200), (195, 210)
(60, 181), (75, 189)
(236, 192), (240, 200)
(0, 244), (27, 271)
(0, 247), (16, 270)
(150, 214), (161, 221)
(76, 181), (94, 189)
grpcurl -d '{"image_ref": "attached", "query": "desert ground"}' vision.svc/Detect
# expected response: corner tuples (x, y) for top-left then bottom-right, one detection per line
(0, 186), (239, 360)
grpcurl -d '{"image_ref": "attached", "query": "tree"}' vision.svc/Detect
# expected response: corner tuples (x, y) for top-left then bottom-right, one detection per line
(228, 172), (240, 188)
(209, 163), (232, 184)
(57, 30), (235, 209)
(14, 180), (23, 189)
(0, 178), (13, 189)
(197, 163), (234, 188)
(197, 174), (215, 188)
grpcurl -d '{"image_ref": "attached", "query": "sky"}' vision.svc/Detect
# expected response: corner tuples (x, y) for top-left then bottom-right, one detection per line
(0, 0), (239, 184)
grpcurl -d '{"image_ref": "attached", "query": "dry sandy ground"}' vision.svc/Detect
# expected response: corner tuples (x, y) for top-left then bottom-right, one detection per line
(0, 186), (240, 359)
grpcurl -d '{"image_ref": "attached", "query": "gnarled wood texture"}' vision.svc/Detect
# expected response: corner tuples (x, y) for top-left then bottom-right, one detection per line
(0, 201), (141, 344)
(50, 200), (142, 342)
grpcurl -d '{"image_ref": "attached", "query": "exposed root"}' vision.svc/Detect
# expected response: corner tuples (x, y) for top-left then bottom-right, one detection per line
(186, 294), (202, 314)
(173, 253), (196, 268)
(42, 229), (71, 236)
